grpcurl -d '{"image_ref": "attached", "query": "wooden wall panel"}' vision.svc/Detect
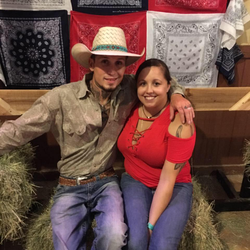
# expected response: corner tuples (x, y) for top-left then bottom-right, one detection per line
(193, 111), (250, 167)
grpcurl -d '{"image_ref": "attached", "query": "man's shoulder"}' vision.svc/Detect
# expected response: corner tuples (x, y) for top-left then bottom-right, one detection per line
(40, 80), (85, 105)
(122, 74), (135, 82)
(49, 80), (85, 95)
(58, 80), (83, 90)
(120, 74), (136, 90)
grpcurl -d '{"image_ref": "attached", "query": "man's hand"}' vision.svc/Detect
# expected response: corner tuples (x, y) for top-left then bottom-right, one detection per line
(170, 94), (195, 124)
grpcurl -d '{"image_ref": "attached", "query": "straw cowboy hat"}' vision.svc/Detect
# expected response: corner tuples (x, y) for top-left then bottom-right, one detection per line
(71, 26), (145, 68)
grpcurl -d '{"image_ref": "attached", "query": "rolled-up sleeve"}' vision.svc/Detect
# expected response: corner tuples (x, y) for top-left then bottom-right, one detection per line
(166, 131), (196, 163)
(169, 77), (185, 96)
(0, 95), (54, 155)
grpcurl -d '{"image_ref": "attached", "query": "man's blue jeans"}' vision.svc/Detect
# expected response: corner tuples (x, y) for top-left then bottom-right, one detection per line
(121, 173), (193, 250)
(50, 175), (127, 250)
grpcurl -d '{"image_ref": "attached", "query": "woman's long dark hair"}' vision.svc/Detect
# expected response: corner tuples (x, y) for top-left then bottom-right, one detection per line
(135, 58), (172, 83)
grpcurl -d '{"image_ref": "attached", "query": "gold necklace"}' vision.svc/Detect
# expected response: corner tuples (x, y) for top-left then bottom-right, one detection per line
(142, 104), (166, 119)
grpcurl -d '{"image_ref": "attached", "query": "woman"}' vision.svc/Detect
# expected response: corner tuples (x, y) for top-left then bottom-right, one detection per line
(118, 59), (196, 250)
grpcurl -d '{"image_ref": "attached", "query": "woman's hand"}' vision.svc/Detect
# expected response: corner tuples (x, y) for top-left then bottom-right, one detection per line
(147, 228), (152, 249)
(170, 94), (195, 124)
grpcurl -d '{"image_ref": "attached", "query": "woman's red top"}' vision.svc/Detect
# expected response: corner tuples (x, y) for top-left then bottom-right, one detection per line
(117, 104), (196, 188)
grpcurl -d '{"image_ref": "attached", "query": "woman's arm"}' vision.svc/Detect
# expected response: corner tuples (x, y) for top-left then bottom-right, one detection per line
(148, 113), (195, 233)
(148, 160), (183, 234)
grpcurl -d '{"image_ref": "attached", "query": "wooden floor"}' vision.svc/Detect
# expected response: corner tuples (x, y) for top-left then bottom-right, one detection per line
(217, 210), (250, 250)
(223, 175), (250, 249)
(197, 172), (250, 250)
(217, 174), (250, 250)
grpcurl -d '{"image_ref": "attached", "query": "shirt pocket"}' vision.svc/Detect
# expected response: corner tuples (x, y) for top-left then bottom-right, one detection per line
(62, 120), (87, 147)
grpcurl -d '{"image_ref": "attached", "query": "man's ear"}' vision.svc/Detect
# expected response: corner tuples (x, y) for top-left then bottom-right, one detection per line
(89, 57), (95, 72)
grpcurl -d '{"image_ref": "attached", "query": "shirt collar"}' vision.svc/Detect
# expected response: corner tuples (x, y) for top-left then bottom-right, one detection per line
(76, 72), (93, 99)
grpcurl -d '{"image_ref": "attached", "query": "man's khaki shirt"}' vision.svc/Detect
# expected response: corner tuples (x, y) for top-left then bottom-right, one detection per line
(0, 74), (184, 178)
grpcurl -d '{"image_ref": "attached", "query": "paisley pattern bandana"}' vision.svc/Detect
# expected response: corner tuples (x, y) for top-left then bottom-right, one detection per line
(0, 0), (72, 13)
(148, 0), (228, 13)
(70, 11), (146, 82)
(216, 43), (244, 85)
(220, 0), (250, 50)
(71, 0), (148, 15)
(0, 10), (70, 89)
(147, 11), (224, 88)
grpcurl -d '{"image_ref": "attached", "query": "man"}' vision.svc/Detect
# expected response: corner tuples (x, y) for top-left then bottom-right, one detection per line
(0, 27), (194, 250)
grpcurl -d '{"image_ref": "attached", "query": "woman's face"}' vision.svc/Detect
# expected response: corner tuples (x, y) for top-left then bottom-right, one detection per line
(137, 66), (170, 110)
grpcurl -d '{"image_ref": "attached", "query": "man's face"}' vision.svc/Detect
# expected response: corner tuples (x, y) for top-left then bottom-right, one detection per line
(89, 55), (126, 92)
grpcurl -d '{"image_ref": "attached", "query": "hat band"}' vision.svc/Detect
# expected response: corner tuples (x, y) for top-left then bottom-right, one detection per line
(92, 44), (128, 52)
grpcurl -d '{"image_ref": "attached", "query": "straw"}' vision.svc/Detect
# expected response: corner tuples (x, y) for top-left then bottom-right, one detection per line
(25, 198), (54, 250)
(0, 143), (35, 243)
(243, 140), (250, 174)
(179, 178), (224, 250)
(25, 196), (96, 250)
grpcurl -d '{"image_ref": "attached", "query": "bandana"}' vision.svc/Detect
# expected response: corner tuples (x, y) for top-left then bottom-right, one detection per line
(0, 10), (70, 89)
(71, 0), (148, 15)
(148, 0), (228, 13)
(0, 0), (72, 13)
(147, 11), (224, 88)
(216, 43), (244, 85)
(220, 0), (250, 50)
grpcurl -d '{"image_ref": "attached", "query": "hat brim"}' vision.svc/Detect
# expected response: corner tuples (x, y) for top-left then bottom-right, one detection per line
(71, 43), (145, 69)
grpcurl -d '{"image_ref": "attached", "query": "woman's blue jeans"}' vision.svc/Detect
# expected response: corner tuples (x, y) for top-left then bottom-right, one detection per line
(121, 173), (193, 250)
(50, 175), (127, 250)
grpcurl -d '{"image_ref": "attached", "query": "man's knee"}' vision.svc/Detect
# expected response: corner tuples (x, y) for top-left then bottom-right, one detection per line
(93, 221), (127, 250)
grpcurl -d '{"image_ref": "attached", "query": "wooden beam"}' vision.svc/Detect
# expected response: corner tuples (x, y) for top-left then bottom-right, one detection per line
(185, 87), (250, 111)
(0, 98), (22, 115)
(0, 89), (48, 114)
(229, 91), (250, 110)
(0, 87), (250, 116)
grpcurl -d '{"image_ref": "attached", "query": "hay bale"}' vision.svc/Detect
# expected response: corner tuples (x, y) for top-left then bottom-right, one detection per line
(25, 197), (95, 250)
(25, 198), (54, 250)
(178, 178), (224, 250)
(0, 143), (35, 243)
(243, 140), (250, 174)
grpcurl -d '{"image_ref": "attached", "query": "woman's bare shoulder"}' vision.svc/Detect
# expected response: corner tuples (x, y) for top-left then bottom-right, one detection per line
(168, 113), (195, 138)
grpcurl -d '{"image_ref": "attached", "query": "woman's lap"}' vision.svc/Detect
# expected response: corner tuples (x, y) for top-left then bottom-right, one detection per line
(121, 173), (193, 250)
